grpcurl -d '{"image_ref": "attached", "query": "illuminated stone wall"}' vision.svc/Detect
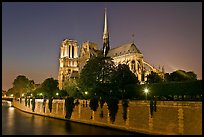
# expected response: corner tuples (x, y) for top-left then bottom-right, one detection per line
(13, 99), (202, 135)
(58, 39), (79, 90)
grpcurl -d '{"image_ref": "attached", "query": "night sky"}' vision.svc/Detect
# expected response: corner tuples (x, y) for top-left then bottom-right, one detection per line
(2, 2), (202, 91)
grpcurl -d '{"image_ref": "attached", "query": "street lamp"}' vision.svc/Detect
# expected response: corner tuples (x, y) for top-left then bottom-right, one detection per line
(144, 88), (149, 100)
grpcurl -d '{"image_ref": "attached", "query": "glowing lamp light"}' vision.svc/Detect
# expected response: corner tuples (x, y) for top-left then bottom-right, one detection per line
(56, 92), (59, 96)
(85, 91), (88, 95)
(144, 88), (149, 100)
(10, 94), (13, 97)
(144, 88), (149, 94)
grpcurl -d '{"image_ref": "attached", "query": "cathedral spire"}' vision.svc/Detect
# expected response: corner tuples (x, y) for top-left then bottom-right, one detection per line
(102, 8), (110, 57)
(103, 8), (108, 37)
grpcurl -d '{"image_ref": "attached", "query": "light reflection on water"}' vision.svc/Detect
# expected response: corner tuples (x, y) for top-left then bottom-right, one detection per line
(2, 102), (137, 135)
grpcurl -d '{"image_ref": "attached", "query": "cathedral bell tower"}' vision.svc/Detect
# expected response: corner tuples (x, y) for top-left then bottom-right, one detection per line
(102, 8), (110, 57)
(58, 39), (79, 90)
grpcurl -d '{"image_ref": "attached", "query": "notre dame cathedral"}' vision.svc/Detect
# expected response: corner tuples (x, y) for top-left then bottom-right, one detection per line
(58, 9), (164, 90)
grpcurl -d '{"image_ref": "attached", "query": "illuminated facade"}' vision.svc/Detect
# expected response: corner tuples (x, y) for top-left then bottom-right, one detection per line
(58, 9), (164, 89)
(58, 39), (79, 89)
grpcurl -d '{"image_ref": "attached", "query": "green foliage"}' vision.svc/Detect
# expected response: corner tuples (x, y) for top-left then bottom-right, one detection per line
(146, 71), (163, 84)
(89, 98), (99, 111)
(79, 55), (115, 99)
(165, 70), (197, 82)
(111, 64), (139, 99)
(111, 64), (139, 87)
(33, 77), (59, 98)
(12, 75), (30, 97)
(63, 79), (80, 98)
(7, 88), (15, 96)
(130, 80), (202, 99)
(124, 84), (141, 99)
(107, 98), (119, 123)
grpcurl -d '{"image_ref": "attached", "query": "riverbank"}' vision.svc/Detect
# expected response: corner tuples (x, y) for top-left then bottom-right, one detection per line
(12, 99), (202, 135)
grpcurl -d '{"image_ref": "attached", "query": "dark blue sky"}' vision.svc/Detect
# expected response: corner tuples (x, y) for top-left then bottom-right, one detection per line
(2, 2), (202, 90)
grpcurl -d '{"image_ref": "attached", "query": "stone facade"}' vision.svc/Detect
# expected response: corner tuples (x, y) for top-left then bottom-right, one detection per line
(58, 39), (79, 89)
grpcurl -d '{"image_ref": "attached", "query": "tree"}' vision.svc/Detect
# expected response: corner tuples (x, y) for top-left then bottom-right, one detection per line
(6, 88), (15, 96)
(186, 71), (197, 80)
(146, 71), (163, 84)
(169, 70), (197, 82)
(111, 64), (139, 99)
(13, 75), (30, 97)
(40, 77), (59, 98)
(27, 80), (36, 95)
(63, 79), (80, 98)
(164, 73), (171, 82)
(79, 55), (115, 99)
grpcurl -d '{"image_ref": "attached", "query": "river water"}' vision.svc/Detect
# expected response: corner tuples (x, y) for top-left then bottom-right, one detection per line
(2, 101), (141, 135)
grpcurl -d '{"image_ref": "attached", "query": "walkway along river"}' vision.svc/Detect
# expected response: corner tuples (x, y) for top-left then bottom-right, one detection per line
(9, 98), (202, 135)
(2, 101), (139, 135)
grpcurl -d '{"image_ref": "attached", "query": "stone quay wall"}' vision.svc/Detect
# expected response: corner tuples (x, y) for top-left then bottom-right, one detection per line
(12, 99), (202, 135)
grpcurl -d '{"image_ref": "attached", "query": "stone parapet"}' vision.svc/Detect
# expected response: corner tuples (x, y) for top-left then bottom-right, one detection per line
(12, 99), (202, 135)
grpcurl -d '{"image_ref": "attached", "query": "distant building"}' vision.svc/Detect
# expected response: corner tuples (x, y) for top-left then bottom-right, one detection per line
(58, 9), (164, 90)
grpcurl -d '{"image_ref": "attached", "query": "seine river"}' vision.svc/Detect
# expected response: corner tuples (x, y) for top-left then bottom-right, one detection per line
(2, 101), (142, 135)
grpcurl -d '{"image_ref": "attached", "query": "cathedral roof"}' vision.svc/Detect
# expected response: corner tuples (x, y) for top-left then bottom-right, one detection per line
(107, 42), (142, 57)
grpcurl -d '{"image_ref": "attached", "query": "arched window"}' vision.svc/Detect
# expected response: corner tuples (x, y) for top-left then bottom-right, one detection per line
(131, 60), (136, 72)
(69, 46), (71, 58)
(72, 45), (74, 58)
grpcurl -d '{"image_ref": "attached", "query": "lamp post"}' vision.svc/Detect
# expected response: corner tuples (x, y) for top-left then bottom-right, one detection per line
(144, 88), (149, 100)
